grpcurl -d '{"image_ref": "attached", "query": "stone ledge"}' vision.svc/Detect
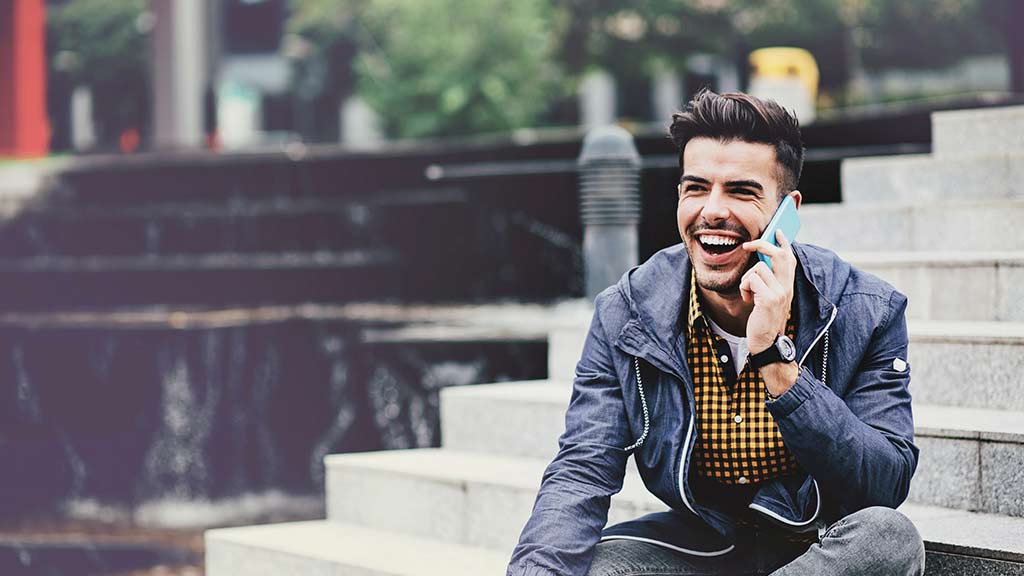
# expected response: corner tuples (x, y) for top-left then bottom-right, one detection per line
(915, 405), (1024, 444)
(205, 520), (509, 576)
(841, 254), (1024, 322)
(841, 153), (1024, 204)
(800, 199), (1024, 253)
(932, 105), (1024, 158)
(902, 503), (1024, 564)
(908, 320), (1024, 344)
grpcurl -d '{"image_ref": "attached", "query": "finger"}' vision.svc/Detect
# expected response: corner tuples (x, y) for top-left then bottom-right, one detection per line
(748, 261), (783, 294)
(741, 238), (783, 257)
(771, 231), (798, 280)
(740, 274), (754, 304)
(744, 237), (796, 278)
(776, 229), (792, 250)
(744, 268), (773, 299)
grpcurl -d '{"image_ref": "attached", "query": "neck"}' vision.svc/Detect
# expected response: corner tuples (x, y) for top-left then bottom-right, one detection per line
(698, 286), (753, 337)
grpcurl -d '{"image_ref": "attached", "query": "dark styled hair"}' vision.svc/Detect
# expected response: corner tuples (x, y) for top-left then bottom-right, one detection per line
(669, 88), (805, 196)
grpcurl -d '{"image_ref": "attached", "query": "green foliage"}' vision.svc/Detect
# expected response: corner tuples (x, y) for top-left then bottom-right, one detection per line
(555, 0), (734, 77)
(285, 0), (366, 64)
(351, 0), (561, 138)
(284, 0), (1010, 137)
(47, 0), (150, 143)
(48, 0), (148, 89)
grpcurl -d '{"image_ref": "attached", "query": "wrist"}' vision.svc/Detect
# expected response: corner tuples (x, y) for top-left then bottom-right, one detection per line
(748, 338), (773, 356)
(760, 361), (799, 398)
(749, 326), (787, 356)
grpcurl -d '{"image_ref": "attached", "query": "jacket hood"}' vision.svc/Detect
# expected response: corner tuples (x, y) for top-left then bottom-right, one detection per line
(616, 242), (851, 362)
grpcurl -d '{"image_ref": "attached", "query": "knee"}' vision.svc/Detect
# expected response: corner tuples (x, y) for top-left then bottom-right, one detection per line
(586, 540), (634, 576)
(844, 507), (925, 575)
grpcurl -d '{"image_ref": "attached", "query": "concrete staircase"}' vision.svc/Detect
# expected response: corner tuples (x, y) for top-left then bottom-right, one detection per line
(206, 107), (1024, 574)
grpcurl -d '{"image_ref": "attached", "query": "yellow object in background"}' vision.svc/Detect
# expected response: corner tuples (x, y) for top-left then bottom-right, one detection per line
(748, 47), (820, 122)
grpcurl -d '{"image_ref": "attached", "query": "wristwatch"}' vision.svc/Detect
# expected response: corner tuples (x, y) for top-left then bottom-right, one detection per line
(749, 334), (797, 370)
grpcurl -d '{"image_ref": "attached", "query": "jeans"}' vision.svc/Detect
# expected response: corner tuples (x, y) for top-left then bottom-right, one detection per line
(587, 507), (926, 576)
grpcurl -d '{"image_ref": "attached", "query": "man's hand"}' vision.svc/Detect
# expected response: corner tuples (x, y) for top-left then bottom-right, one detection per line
(740, 229), (797, 353)
(740, 230), (799, 396)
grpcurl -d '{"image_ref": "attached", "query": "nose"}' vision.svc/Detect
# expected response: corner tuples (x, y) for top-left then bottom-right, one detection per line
(699, 186), (730, 223)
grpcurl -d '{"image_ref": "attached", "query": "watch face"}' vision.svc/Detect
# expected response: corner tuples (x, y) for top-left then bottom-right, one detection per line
(778, 335), (797, 361)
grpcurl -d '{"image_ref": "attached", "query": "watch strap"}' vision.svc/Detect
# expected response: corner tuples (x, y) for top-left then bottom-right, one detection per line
(749, 334), (796, 370)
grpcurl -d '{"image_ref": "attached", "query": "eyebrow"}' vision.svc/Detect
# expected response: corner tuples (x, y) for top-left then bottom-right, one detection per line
(725, 179), (764, 191)
(681, 175), (764, 191)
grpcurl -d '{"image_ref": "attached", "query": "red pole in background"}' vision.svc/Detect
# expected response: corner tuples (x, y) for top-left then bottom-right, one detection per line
(0, 0), (49, 158)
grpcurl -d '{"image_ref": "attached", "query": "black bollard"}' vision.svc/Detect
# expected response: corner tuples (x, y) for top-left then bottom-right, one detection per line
(577, 126), (642, 302)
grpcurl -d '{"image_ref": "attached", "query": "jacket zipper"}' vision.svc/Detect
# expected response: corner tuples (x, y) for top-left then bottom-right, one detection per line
(618, 334), (699, 516)
(746, 302), (838, 529)
(799, 305), (837, 368)
(626, 301), (839, 525)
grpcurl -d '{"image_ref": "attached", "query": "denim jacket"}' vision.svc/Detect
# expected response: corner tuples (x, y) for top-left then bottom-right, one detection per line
(507, 242), (918, 576)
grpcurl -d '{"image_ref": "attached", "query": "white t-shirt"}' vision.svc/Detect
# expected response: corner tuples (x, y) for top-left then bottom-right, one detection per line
(706, 317), (748, 378)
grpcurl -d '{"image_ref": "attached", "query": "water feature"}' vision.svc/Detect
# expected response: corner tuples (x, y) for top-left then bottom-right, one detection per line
(0, 305), (548, 526)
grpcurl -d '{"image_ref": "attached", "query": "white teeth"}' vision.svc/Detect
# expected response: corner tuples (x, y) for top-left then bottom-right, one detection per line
(699, 235), (739, 246)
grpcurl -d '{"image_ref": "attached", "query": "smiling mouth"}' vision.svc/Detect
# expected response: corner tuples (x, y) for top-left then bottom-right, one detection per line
(697, 234), (742, 256)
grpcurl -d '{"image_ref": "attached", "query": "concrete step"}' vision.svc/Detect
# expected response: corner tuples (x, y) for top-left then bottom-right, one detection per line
(910, 405), (1024, 518)
(205, 520), (509, 575)
(441, 381), (569, 462)
(203, 507), (1024, 576)
(932, 105), (1024, 158)
(441, 382), (1024, 516)
(0, 199), (374, 258)
(908, 321), (1024, 411)
(324, 448), (663, 552)
(539, 319), (1024, 414)
(842, 251), (1023, 322)
(0, 251), (401, 309)
(901, 503), (1024, 575)
(799, 200), (1024, 252)
(0, 191), (471, 258)
(317, 447), (1024, 573)
(841, 152), (1024, 204)
(544, 299), (594, 383)
(0, 159), (66, 219)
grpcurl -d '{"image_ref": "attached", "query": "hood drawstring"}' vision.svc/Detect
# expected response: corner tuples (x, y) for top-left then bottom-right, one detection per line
(623, 357), (650, 452)
(820, 331), (830, 385)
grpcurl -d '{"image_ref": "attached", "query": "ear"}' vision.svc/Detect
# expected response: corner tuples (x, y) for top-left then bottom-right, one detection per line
(788, 190), (803, 209)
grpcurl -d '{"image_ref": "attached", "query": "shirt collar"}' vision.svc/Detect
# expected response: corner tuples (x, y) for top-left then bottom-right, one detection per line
(687, 268), (705, 330)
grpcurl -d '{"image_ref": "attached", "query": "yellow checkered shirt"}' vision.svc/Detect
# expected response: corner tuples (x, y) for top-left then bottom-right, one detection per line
(686, 270), (799, 485)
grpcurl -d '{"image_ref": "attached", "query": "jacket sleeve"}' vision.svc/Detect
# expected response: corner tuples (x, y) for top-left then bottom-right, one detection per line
(506, 299), (633, 576)
(767, 290), (918, 514)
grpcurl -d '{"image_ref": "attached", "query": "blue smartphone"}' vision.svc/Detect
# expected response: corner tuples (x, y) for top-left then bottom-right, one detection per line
(757, 195), (800, 271)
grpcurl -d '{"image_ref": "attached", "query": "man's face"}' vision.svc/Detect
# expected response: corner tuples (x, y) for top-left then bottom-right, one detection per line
(677, 137), (799, 295)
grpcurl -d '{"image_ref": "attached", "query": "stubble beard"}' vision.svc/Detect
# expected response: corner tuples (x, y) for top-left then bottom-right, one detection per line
(687, 244), (759, 295)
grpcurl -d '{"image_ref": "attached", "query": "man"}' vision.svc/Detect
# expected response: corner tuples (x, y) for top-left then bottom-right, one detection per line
(507, 89), (925, 576)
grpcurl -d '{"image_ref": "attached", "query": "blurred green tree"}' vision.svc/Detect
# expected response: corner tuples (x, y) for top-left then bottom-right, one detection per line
(48, 0), (149, 146)
(284, 0), (1012, 137)
(288, 0), (562, 139)
(356, 0), (561, 138)
(555, 0), (1006, 106)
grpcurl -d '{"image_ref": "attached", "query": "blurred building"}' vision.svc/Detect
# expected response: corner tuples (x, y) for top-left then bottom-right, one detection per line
(27, 0), (1024, 153)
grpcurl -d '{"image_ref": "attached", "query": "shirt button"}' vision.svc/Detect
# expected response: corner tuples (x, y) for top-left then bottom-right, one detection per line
(738, 476), (749, 485)
(734, 414), (743, 424)
(720, 354), (729, 363)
